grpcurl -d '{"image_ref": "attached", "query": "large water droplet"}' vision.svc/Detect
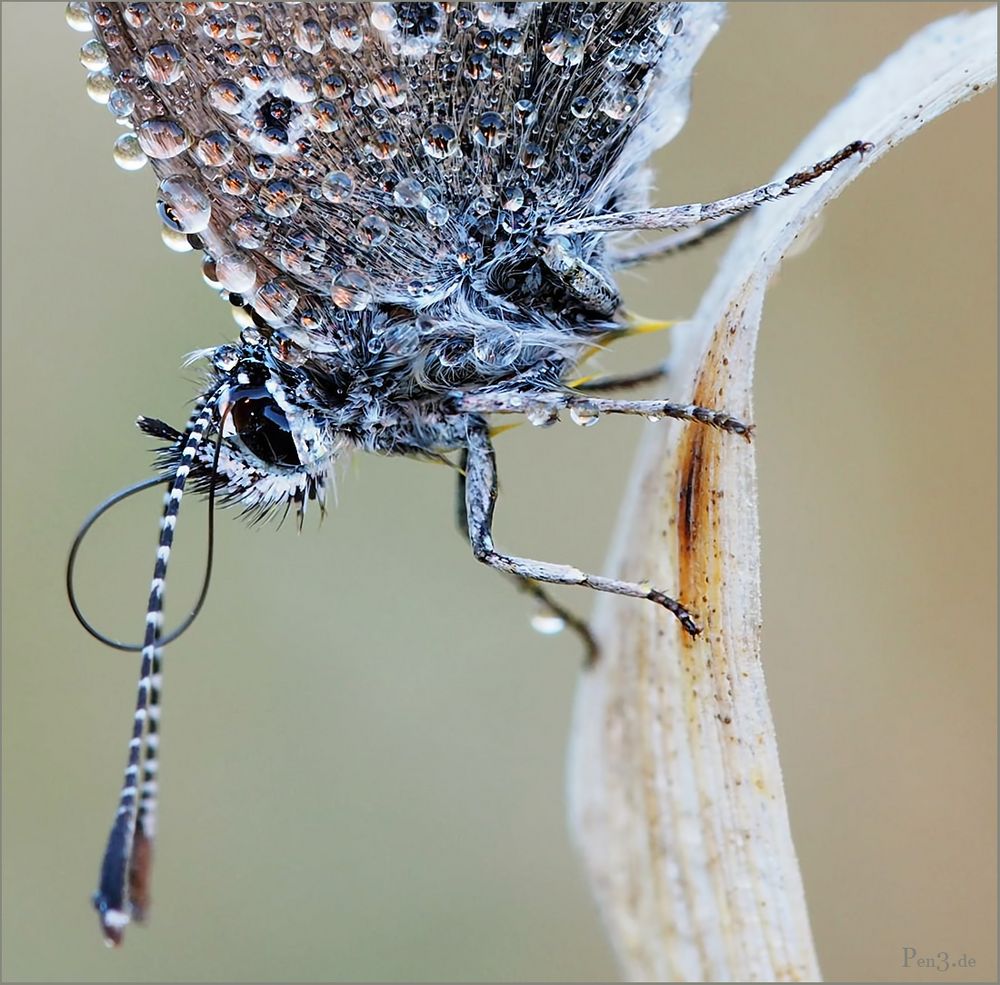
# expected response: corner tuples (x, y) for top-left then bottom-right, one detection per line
(137, 117), (190, 159)
(216, 252), (257, 293)
(569, 400), (601, 427)
(79, 39), (108, 71)
(253, 279), (299, 323)
(531, 611), (566, 636)
(195, 130), (235, 167)
(321, 170), (354, 204)
(473, 326), (522, 368)
(113, 132), (148, 171)
(157, 176), (212, 234)
(355, 214), (389, 248)
(372, 69), (407, 108)
(422, 123), (459, 160)
(259, 178), (303, 218)
(392, 177), (429, 209)
(107, 89), (135, 119)
(85, 70), (115, 104)
(207, 78), (246, 115)
(542, 30), (584, 67)
(144, 41), (185, 85)
(65, 2), (92, 32)
(472, 111), (507, 149)
(330, 16), (364, 53)
(294, 18), (326, 55)
(331, 268), (373, 311)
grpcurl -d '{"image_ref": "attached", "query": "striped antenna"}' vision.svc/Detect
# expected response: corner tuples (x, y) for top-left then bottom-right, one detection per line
(93, 399), (216, 947)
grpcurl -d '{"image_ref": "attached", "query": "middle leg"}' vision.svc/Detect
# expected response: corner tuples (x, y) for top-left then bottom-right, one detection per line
(462, 420), (701, 637)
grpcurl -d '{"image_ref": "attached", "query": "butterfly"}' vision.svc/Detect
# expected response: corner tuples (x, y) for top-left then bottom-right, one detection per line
(66, 1), (864, 945)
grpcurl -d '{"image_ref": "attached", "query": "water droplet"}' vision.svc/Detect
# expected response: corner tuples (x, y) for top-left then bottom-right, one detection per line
(321, 73), (347, 99)
(284, 71), (318, 104)
(369, 4), (397, 31)
(113, 132), (148, 171)
(570, 96), (594, 119)
(216, 252), (257, 293)
(497, 27), (523, 55)
(143, 41), (185, 85)
(253, 279), (299, 323)
(426, 203), (449, 228)
(137, 117), (190, 159)
(472, 111), (507, 149)
(231, 213), (268, 249)
(526, 403), (559, 427)
(372, 69), (407, 108)
(569, 401), (601, 427)
(355, 214), (389, 248)
(531, 611), (566, 636)
(157, 176), (212, 234)
(249, 154), (276, 181)
(330, 16), (364, 53)
(294, 17), (326, 55)
(393, 177), (429, 209)
(422, 123), (459, 159)
(513, 98), (535, 123)
(310, 99), (340, 134)
(542, 30), (584, 67)
(321, 170), (354, 203)
(519, 142), (546, 170)
(195, 130), (234, 167)
(207, 78), (246, 115)
(79, 39), (108, 72)
(366, 130), (399, 160)
(235, 14), (264, 43)
(65, 2), (92, 32)
(473, 326), (522, 368)
(107, 89), (135, 119)
(220, 170), (250, 197)
(600, 86), (639, 121)
(85, 70), (115, 105)
(500, 184), (525, 211)
(331, 268), (373, 311)
(161, 226), (193, 253)
(259, 178), (302, 218)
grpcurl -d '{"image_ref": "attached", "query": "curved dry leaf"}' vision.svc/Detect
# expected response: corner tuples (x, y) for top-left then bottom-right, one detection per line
(567, 9), (996, 983)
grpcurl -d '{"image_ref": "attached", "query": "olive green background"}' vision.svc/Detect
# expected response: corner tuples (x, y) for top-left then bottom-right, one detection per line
(2, 3), (995, 982)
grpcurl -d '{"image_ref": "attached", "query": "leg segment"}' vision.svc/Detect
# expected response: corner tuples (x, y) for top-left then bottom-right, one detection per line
(463, 421), (701, 636)
(549, 141), (869, 236)
(455, 451), (598, 663)
(459, 393), (753, 439)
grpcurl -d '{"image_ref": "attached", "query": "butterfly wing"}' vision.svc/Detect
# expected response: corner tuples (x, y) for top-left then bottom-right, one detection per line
(88, 2), (723, 336)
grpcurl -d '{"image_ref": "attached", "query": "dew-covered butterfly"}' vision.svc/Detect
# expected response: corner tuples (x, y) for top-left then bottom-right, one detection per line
(65, 1), (864, 945)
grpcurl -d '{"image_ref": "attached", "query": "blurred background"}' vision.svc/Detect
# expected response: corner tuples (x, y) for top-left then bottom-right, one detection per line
(2, 3), (995, 981)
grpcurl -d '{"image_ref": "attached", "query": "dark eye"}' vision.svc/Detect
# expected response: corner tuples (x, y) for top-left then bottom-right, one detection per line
(230, 395), (300, 468)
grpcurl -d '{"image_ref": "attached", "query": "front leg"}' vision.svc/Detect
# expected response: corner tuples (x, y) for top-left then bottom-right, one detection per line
(463, 420), (701, 637)
(458, 393), (753, 439)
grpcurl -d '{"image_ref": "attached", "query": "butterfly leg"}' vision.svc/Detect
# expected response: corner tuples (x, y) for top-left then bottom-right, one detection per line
(459, 393), (753, 439)
(455, 451), (599, 664)
(549, 140), (870, 236)
(463, 421), (700, 636)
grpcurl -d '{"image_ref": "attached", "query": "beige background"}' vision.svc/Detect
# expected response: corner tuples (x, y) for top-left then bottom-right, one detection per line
(2, 3), (995, 982)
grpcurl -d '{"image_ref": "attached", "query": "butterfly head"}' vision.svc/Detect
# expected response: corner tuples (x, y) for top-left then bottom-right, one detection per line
(144, 335), (343, 525)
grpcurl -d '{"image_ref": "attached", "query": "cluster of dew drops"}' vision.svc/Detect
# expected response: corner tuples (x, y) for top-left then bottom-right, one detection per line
(66, 2), (686, 336)
(66, 1), (689, 639)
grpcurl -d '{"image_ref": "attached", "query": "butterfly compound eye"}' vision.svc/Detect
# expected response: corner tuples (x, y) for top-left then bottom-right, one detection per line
(229, 392), (300, 468)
